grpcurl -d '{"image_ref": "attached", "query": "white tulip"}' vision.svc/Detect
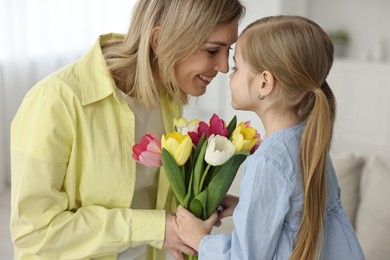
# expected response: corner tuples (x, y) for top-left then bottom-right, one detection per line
(205, 135), (235, 166)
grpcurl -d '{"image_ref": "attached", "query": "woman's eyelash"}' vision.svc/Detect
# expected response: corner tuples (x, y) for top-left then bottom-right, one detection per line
(231, 66), (237, 72)
(207, 50), (219, 55)
(206, 47), (233, 55)
(207, 47), (232, 56)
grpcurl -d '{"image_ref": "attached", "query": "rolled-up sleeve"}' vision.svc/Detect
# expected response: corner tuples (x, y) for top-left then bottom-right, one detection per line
(10, 77), (165, 258)
(198, 153), (294, 260)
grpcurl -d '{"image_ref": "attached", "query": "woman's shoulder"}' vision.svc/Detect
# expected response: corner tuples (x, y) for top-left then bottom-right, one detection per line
(27, 36), (117, 105)
(26, 63), (82, 103)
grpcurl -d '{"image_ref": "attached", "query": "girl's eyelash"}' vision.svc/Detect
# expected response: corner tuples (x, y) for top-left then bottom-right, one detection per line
(231, 66), (237, 71)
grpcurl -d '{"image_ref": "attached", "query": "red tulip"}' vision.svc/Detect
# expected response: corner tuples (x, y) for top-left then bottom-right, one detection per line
(207, 114), (228, 138)
(188, 114), (229, 146)
(188, 121), (209, 146)
(132, 134), (162, 168)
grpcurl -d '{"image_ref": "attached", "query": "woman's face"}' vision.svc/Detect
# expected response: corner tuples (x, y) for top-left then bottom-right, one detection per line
(229, 39), (260, 111)
(175, 19), (239, 96)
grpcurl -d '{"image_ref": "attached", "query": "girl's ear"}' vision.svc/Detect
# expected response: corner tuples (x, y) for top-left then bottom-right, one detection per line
(259, 71), (275, 97)
(150, 27), (160, 53)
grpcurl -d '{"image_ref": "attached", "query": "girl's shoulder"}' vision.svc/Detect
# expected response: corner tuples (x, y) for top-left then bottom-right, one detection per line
(247, 123), (305, 182)
(255, 123), (303, 162)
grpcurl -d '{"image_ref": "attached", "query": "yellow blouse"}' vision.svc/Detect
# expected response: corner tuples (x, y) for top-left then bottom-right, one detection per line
(10, 34), (180, 260)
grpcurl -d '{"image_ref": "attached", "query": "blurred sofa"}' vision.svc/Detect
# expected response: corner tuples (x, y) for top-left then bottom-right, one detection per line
(215, 152), (390, 260)
(332, 152), (390, 260)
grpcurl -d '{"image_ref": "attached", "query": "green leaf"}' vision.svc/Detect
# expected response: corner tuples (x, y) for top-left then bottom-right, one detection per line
(227, 115), (237, 139)
(189, 190), (208, 220)
(184, 152), (193, 188)
(204, 165), (222, 187)
(192, 141), (207, 196)
(193, 134), (206, 163)
(183, 166), (194, 208)
(205, 153), (248, 217)
(161, 149), (186, 205)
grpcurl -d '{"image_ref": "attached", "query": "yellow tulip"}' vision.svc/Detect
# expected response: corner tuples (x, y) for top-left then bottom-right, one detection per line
(231, 122), (259, 153)
(174, 118), (200, 135)
(161, 132), (192, 166)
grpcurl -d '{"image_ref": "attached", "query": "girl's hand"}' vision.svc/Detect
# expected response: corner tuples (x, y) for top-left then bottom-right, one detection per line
(164, 212), (197, 260)
(217, 194), (239, 219)
(174, 205), (219, 251)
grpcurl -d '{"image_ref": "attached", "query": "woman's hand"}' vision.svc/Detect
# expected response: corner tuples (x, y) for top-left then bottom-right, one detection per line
(164, 212), (197, 260)
(217, 194), (239, 219)
(174, 205), (219, 251)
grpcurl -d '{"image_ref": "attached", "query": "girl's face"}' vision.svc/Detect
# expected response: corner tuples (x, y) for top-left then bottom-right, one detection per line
(229, 40), (260, 111)
(174, 19), (239, 96)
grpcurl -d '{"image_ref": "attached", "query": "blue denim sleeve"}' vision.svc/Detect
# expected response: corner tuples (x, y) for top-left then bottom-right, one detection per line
(198, 153), (295, 260)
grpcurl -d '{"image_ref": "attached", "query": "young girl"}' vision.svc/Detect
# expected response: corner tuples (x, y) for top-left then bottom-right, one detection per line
(10, 0), (245, 259)
(174, 15), (365, 259)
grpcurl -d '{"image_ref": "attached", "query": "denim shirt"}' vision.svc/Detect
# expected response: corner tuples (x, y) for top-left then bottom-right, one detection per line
(198, 123), (365, 260)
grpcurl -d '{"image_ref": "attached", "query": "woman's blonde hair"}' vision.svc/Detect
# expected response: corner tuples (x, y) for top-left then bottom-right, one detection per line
(103, 0), (245, 109)
(240, 15), (335, 260)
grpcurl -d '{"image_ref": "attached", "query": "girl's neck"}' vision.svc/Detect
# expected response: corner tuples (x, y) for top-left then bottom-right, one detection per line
(260, 110), (300, 139)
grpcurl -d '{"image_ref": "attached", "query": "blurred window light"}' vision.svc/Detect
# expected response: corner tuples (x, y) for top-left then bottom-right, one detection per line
(0, 0), (136, 60)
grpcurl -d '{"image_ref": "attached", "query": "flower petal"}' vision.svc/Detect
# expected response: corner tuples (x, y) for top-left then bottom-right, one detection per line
(205, 135), (235, 166)
(162, 132), (192, 166)
(174, 118), (200, 135)
(139, 151), (162, 168)
(133, 133), (162, 166)
(231, 122), (260, 153)
(207, 114), (228, 138)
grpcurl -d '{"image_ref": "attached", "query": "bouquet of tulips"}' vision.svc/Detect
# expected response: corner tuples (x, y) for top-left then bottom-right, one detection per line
(132, 114), (260, 223)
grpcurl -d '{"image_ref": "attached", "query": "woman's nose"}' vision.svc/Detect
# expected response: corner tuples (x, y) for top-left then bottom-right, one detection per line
(214, 53), (229, 73)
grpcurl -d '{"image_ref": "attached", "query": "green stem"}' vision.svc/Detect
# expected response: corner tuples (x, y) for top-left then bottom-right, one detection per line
(199, 164), (211, 192)
(181, 165), (185, 186)
(184, 254), (197, 260)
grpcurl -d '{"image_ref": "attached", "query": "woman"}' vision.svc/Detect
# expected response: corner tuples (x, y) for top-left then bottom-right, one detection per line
(9, 0), (245, 259)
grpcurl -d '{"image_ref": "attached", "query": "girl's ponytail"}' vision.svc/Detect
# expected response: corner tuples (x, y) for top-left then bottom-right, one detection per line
(290, 84), (336, 260)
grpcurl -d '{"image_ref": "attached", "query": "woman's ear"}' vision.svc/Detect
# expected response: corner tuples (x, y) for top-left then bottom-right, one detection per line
(150, 27), (160, 53)
(259, 71), (275, 96)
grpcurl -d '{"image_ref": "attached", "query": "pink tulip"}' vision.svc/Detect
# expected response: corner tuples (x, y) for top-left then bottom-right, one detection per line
(250, 132), (261, 154)
(132, 134), (162, 168)
(188, 121), (209, 146)
(188, 114), (229, 146)
(207, 114), (228, 138)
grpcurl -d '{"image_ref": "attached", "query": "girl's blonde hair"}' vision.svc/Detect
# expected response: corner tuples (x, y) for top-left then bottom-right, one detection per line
(240, 15), (335, 260)
(103, 0), (245, 109)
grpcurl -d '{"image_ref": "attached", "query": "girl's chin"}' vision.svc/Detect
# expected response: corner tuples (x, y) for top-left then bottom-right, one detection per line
(231, 101), (249, 111)
(231, 102), (240, 110)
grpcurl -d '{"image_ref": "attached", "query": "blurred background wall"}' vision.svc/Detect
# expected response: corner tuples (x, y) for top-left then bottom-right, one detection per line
(1, 0), (390, 191)
(1, 1), (390, 258)
(0, 0), (136, 192)
(184, 0), (390, 155)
